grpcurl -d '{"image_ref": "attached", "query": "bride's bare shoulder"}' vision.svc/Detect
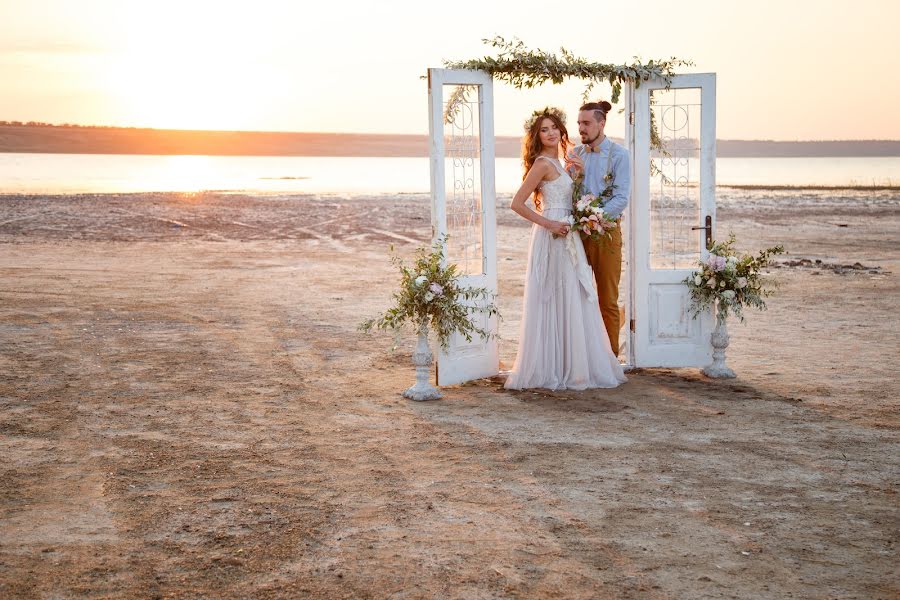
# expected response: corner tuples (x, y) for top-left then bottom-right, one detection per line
(529, 157), (555, 174)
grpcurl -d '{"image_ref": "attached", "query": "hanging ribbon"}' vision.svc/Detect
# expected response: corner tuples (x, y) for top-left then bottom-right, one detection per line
(534, 229), (597, 304)
(566, 232), (598, 301)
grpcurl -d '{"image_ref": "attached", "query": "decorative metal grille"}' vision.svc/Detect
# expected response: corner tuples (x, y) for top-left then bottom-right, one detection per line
(443, 84), (483, 276)
(649, 88), (702, 270)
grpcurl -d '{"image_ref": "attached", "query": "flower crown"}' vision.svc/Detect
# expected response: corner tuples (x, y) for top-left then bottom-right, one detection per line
(523, 106), (566, 131)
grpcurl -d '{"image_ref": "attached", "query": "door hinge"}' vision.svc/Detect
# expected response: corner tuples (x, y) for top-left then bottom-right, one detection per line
(630, 318), (635, 332)
(629, 111), (635, 124)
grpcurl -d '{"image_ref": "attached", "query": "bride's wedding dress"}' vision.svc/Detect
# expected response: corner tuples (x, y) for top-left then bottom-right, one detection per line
(505, 157), (627, 390)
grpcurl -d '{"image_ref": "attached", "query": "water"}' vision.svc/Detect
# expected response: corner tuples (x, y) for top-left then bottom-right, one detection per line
(0, 153), (898, 195)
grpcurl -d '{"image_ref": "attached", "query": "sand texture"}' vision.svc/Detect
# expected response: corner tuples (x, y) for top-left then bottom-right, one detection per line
(1, 191), (898, 599)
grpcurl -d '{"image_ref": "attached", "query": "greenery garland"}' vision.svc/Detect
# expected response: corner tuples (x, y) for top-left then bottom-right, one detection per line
(441, 37), (693, 175)
(444, 36), (693, 105)
(444, 35), (694, 185)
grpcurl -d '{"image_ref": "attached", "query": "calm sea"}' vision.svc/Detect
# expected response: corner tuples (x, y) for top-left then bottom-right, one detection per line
(1, 153), (898, 195)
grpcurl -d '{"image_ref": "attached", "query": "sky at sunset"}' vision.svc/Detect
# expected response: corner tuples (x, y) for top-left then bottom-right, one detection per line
(1, 0), (898, 141)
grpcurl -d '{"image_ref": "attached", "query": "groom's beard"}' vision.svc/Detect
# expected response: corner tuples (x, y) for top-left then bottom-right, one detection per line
(581, 132), (601, 145)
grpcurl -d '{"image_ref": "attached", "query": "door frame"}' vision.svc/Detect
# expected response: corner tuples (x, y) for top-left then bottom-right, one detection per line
(630, 73), (716, 368)
(427, 68), (499, 385)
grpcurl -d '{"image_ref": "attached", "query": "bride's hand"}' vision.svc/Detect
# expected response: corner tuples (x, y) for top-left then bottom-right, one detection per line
(565, 150), (584, 176)
(547, 220), (570, 236)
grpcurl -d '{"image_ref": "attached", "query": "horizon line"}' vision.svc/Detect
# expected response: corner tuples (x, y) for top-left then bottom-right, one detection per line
(2, 121), (898, 144)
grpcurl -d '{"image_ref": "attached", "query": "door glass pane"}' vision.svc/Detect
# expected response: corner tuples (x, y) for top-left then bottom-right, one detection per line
(649, 87), (702, 270)
(443, 84), (483, 276)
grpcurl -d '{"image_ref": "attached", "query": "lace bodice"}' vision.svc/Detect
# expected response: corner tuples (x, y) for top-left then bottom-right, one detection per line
(536, 157), (573, 214)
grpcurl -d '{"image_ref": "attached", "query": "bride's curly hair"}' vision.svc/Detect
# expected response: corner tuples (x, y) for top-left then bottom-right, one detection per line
(522, 107), (571, 210)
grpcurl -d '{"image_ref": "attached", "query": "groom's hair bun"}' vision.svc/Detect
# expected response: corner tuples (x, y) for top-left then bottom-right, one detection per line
(579, 100), (612, 120)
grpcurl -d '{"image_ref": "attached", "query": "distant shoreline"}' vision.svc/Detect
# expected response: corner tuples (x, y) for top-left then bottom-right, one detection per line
(718, 184), (900, 191)
(2, 185), (899, 198)
(2, 124), (900, 158)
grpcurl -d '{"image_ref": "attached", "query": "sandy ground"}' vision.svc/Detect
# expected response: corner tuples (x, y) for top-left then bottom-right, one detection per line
(1, 191), (898, 599)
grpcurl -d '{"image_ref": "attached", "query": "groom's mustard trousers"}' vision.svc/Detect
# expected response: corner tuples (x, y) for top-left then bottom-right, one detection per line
(582, 224), (622, 356)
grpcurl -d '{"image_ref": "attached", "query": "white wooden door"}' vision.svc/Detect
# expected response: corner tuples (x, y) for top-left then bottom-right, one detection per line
(428, 68), (499, 385)
(632, 73), (716, 367)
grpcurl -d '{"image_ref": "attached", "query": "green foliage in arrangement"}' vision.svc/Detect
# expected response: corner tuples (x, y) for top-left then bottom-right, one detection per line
(684, 234), (786, 322)
(359, 237), (500, 350)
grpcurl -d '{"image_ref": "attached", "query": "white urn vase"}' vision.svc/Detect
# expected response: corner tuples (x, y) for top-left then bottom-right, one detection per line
(402, 321), (442, 401)
(702, 310), (736, 379)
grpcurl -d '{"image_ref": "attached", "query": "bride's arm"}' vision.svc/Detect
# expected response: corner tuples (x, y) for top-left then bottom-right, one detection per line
(510, 161), (569, 236)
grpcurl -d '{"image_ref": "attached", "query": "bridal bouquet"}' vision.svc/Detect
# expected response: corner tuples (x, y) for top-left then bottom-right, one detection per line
(571, 171), (617, 242)
(359, 237), (500, 349)
(684, 234), (785, 322)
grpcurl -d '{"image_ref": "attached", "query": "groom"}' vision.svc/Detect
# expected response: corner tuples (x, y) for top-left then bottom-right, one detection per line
(569, 101), (631, 357)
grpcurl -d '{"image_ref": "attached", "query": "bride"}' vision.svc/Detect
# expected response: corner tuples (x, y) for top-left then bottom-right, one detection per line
(504, 107), (626, 391)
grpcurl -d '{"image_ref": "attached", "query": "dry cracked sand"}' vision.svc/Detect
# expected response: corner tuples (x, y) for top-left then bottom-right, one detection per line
(1, 191), (897, 599)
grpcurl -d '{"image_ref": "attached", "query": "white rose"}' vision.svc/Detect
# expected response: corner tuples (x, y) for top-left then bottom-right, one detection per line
(707, 278), (717, 288)
(736, 277), (748, 288)
(414, 275), (427, 286)
(719, 281), (726, 288)
(424, 291), (434, 302)
(694, 275), (702, 286)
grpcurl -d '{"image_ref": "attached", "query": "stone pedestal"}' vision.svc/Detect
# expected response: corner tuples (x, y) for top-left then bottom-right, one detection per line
(402, 323), (442, 401)
(702, 311), (736, 379)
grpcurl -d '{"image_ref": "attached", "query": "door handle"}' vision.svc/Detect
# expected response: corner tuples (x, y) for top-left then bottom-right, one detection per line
(691, 215), (713, 247)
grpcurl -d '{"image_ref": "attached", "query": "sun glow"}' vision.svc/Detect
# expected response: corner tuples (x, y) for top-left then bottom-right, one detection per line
(146, 155), (223, 192)
(2, 0), (900, 139)
(100, 4), (280, 131)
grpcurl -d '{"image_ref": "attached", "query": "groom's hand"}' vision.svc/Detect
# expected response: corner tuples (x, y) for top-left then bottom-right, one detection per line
(565, 150), (584, 176)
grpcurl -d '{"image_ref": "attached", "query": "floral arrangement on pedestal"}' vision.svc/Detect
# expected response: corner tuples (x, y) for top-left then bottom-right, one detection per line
(685, 234), (785, 321)
(683, 234), (785, 378)
(359, 237), (500, 400)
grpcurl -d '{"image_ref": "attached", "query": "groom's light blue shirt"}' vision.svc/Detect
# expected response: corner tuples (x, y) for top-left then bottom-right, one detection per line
(576, 137), (631, 219)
